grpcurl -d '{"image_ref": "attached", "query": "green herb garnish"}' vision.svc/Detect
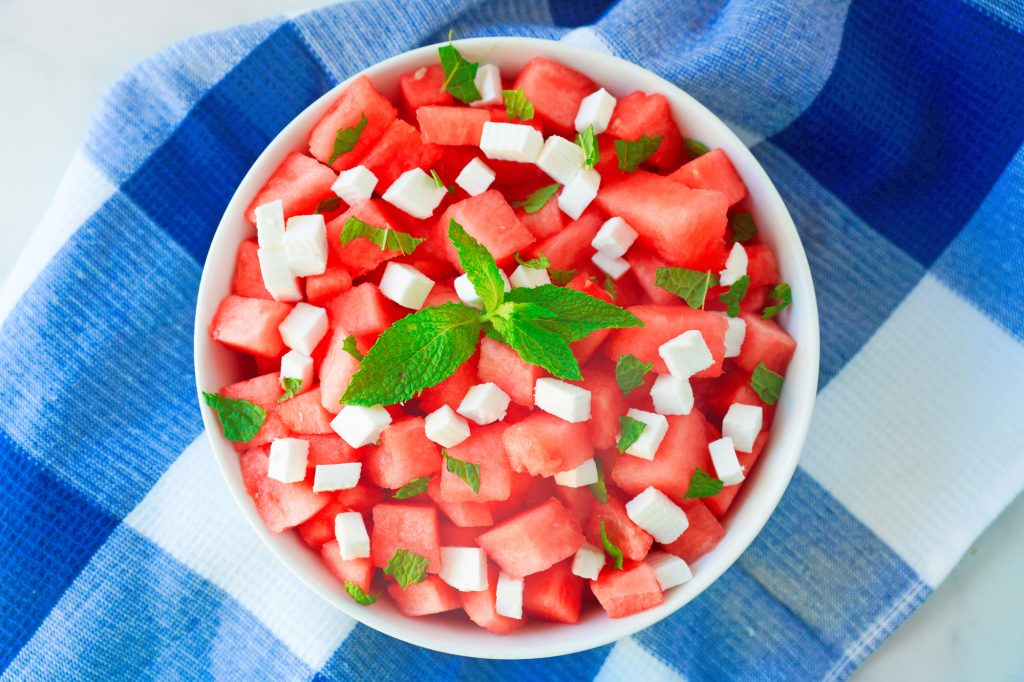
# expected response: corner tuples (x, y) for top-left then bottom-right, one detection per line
(615, 354), (653, 397)
(202, 392), (266, 443)
(761, 283), (792, 320)
(655, 267), (718, 309)
(615, 135), (663, 172)
(383, 549), (429, 589)
(328, 114), (368, 164)
(751, 362), (783, 405)
(683, 468), (724, 499)
(616, 415), (647, 453)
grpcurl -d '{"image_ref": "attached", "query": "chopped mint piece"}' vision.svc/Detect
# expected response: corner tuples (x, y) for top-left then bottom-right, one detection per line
(278, 377), (303, 403)
(513, 183), (560, 214)
(514, 251), (549, 270)
(502, 88), (534, 121)
(202, 392), (266, 443)
(616, 354), (653, 397)
(438, 41), (481, 104)
(729, 212), (757, 244)
(655, 267), (718, 310)
(393, 476), (430, 500)
(615, 135), (663, 172)
(589, 461), (608, 503)
(341, 216), (424, 256)
(328, 114), (368, 164)
(751, 362), (783, 405)
(600, 518), (624, 570)
(616, 415), (647, 453)
(683, 468), (724, 499)
(685, 138), (710, 157)
(444, 450), (481, 494)
(549, 269), (578, 286)
(719, 275), (750, 318)
(344, 581), (380, 605)
(762, 283), (792, 320)
(383, 549), (429, 589)
(603, 274), (617, 300)
(315, 196), (342, 214)
(430, 169), (456, 194)
(575, 125), (599, 170)
(341, 335), (364, 361)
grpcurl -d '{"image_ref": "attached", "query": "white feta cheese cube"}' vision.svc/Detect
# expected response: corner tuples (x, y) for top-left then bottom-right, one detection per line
(571, 542), (606, 580)
(278, 302), (329, 355)
(379, 262), (435, 309)
(335, 511), (370, 560)
(280, 349), (314, 393)
(257, 247), (302, 302)
(455, 157), (496, 196)
(557, 167), (600, 220)
(659, 330), (714, 379)
(650, 374), (694, 416)
(621, 408), (669, 460)
(313, 462), (362, 492)
(646, 551), (694, 590)
(331, 165), (378, 205)
(440, 546), (488, 592)
(424, 405), (471, 448)
(510, 264), (551, 289)
(719, 242), (749, 287)
(592, 217), (639, 258)
(721, 314), (747, 358)
(591, 251), (631, 280)
(553, 458), (599, 488)
(495, 571), (524, 619)
(268, 438), (308, 483)
(254, 199), (285, 249)
(709, 436), (745, 486)
(330, 405), (392, 448)
(382, 168), (447, 219)
(470, 63), (503, 107)
(283, 214), (328, 276)
(534, 378), (591, 423)
(479, 121), (544, 163)
(454, 271), (510, 308)
(625, 486), (689, 543)
(457, 382), (511, 425)
(722, 403), (763, 453)
(574, 88), (617, 135)
(536, 135), (585, 185)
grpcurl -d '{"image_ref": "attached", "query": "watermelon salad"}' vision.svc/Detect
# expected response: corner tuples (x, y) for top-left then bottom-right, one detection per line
(203, 42), (797, 632)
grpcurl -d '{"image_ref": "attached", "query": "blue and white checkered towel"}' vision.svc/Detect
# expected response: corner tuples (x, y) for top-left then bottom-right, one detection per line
(3, 0), (1023, 679)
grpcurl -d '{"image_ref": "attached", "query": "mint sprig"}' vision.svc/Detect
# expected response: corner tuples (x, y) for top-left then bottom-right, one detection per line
(448, 219), (506, 313)
(616, 415), (647, 453)
(762, 283), (792, 320)
(615, 135), (663, 172)
(502, 88), (534, 121)
(444, 450), (481, 494)
(751, 362), (783, 405)
(341, 216), (424, 255)
(513, 183), (559, 214)
(514, 251), (549, 270)
(506, 284), (642, 342)
(383, 549), (429, 589)
(616, 354), (653, 397)
(600, 519), (624, 570)
(490, 302), (581, 380)
(729, 213), (757, 244)
(342, 335), (364, 361)
(345, 582), (381, 605)
(719, 275), (750, 318)
(655, 267), (718, 310)
(575, 125), (599, 170)
(685, 138), (710, 158)
(328, 114), (368, 165)
(438, 40), (480, 104)
(684, 468), (724, 499)
(202, 392), (266, 442)
(278, 378), (303, 403)
(393, 476), (430, 499)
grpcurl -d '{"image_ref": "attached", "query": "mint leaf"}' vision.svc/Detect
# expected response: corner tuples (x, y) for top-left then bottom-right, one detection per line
(575, 125), (599, 170)
(600, 518), (624, 570)
(615, 135), (663, 172)
(616, 415), (647, 453)
(315, 196), (341, 214)
(684, 468), (724, 499)
(514, 251), (549, 270)
(490, 303), (582, 380)
(430, 169), (456, 194)
(393, 475), (430, 499)
(506, 284), (643, 343)
(719, 274), (750, 318)
(345, 581), (380, 605)
(328, 114), (368, 164)
(438, 42), (480, 104)
(341, 216), (424, 256)
(203, 392), (266, 442)
(341, 302), (482, 406)
(342, 335), (364, 361)
(655, 267), (718, 310)
(383, 549), (429, 589)
(762, 283), (792, 320)
(448, 219), (506, 313)
(444, 450), (481, 494)
(589, 462), (608, 503)
(751, 362), (783, 405)
(502, 88), (534, 121)
(513, 183), (559, 214)
(278, 377), (303, 403)
(603, 274), (617, 300)
(549, 269), (578, 286)
(729, 212), (757, 244)
(615, 354), (653, 397)
(685, 138), (710, 158)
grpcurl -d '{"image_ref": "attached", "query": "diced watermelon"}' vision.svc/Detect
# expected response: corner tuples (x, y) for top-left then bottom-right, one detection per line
(565, 272), (613, 303)
(422, 283), (459, 308)
(309, 75), (397, 171)
(436, 190), (535, 267)
(605, 304), (729, 378)
(512, 57), (596, 137)
(277, 387), (334, 434)
(530, 209), (603, 269)
(399, 64), (455, 110)
(572, 329), (610, 366)
(416, 356), (478, 413)
(477, 336), (546, 408)
(461, 565), (527, 634)
(487, 107), (546, 133)
(662, 500), (725, 563)
(581, 369), (627, 450)
(516, 197), (565, 239)
(735, 314), (797, 375)
(586, 496), (653, 562)
(626, 247), (680, 306)
(667, 148), (747, 207)
(244, 152), (338, 223)
(416, 106), (491, 146)
(305, 263), (353, 306)
(220, 373), (290, 448)
(305, 435), (360, 466)
(440, 423), (512, 503)
(239, 445), (270, 495)
(476, 498), (584, 578)
(389, 574), (461, 616)
(360, 119), (444, 189)
(364, 417), (442, 489)
(705, 431), (768, 518)
(321, 541), (375, 593)
(334, 482), (384, 514)
(523, 559), (584, 624)
(298, 501), (345, 547)
(745, 244), (780, 290)
(327, 283), (401, 338)
(555, 486), (594, 528)
(318, 325), (360, 415)
(327, 199), (412, 277)
(593, 134), (628, 185)
(371, 503), (442, 573)
(487, 470), (535, 523)
(240, 447), (328, 532)
(611, 412), (712, 504)
(606, 91), (684, 172)
(503, 413), (595, 478)
(210, 295), (292, 358)
(438, 519), (485, 546)
(488, 159), (551, 193)
(590, 562), (664, 618)
(596, 171), (728, 269)
(437, 498), (494, 528)
(692, 370), (772, 426)
(231, 239), (273, 300)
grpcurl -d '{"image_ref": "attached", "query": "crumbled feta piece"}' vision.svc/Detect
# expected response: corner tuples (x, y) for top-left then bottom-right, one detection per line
(536, 135), (585, 185)
(591, 251), (631, 280)
(331, 165), (378, 205)
(268, 438), (308, 483)
(534, 378), (591, 423)
(455, 157), (496, 196)
(280, 349), (314, 393)
(571, 542), (606, 580)
(335, 511), (370, 560)
(625, 486), (689, 543)
(553, 458), (599, 488)
(379, 262), (435, 310)
(646, 551), (694, 590)
(650, 373), (694, 416)
(313, 462), (362, 492)
(495, 571), (524, 619)
(424, 405), (471, 448)
(722, 403), (763, 453)
(382, 168), (447, 219)
(254, 199), (285, 249)
(470, 64), (502, 107)
(592, 217), (639, 259)
(621, 408), (669, 460)
(557, 168), (600, 220)
(330, 405), (392, 448)
(278, 302), (329, 355)
(574, 88), (617, 135)
(509, 264), (551, 289)
(440, 547), (488, 592)
(659, 330), (714, 379)
(454, 271), (510, 308)
(284, 214), (329, 277)
(257, 247), (302, 302)
(709, 436), (745, 486)
(457, 382), (511, 425)
(479, 122), (544, 163)
(719, 242), (749, 287)
(721, 314), (747, 358)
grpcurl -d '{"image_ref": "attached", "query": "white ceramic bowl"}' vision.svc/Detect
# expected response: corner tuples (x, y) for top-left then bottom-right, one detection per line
(194, 36), (819, 660)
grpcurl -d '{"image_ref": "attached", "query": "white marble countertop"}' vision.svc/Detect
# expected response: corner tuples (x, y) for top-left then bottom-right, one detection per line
(1, 1), (1021, 678)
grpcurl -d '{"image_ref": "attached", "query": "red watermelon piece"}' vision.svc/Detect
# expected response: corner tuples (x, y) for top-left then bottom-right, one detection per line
(417, 106), (491, 146)
(321, 542), (375, 594)
(334, 483), (384, 514)
(586, 496), (653, 562)
(530, 209), (603, 270)
(436, 190), (535, 267)
(363, 417), (442, 490)
(309, 75), (397, 171)
(735, 314), (797, 375)
(360, 118), (443, 189)
(305, 266), (353, 306)
(440, 423), (513, 503)
(580, 368), (627, 450)
(389, 575), (461, 616)
(555, 486), (594, 527)
(605, 304), (729, 378)
(475, 497), (584, 578)
(704, 431), (769, 518)
(305, 435), (360, 467)
(461, 565), (527, 634)
(663, 500), (725, 563)
(590, 562), (664, 618)
(513, 57), (596, 137)
(231, 239), (273, 300)
(277, 387), (334, 435)
(399, 65), (455, 111)
(667, 147), (747, 207)
(503, 413), (595, 478)
(210, 295), (292, 358)
(477, 336), (546, 408)
(416, 356), (478, 413)
(516, 197), (565, 239)
(371, 503), (442, 573)
(240, 446), (328, 532)
(298, 501), (343, 547)
(327, 199), (413, 277)
(318, 325), (360, 415)
(327, 283), (401, 339)
(606, 91), (684, 172)
(523, 559), (584, 624)
(244, 152), (338, 223)
(745, 244), (781, 290)
(626, 247), (680, 306)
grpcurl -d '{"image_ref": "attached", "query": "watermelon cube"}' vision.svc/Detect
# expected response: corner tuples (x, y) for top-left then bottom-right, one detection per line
(305, 435), (360, 467)
(334, 482), (384, 514)
(580, 369), (627, 450)
(221, 371), (284, 407)
(327, 283), (401, 339)
(627, 247), (681, 306)
(388, 574), (461, 616)
(239, 445), (271, 495)
(606, 91), (684, 172)
(662, 500), (725, 563)
(596, 171), (728, 269)
(667, 148), (747, 207)
(475, 497), (584, 578)
(503, 413), (595, 478)
(516, 196), (564, 239)
(693, 370), (771, 426)
(461, 565), (527, 634)
(318, 325), (360, 415)
(735, 314), (797, 375)
(605, 304), (729, 378)
(240, 446), (328, 532)
(585, 496), (653, 562)
(590, 562), (664, 618)
(277, 387), (335, 435)
(327, 199), (412, 277)
(305, 265), (353, 306)
(611, 412), (712, 504)
(436, 190), (535, 267)
(437, 498), (494, 528)
(745, 244), (781, 290)
(438, 519), (485, 546)
(417, 106), (491, 146)
(555, 486), (594, 527)
(523, 559), (584, 624)
(360, 118), (443, 189)
(371, 503), (442, 573)
(439, 423), (513, 503)
(363, 417), (442, 489)
(513, 57), (596, 137)
(530, 209), (603, 270)
(399, 65), (455, 111)
(231, 239), (273, 300)
(321, 541), (375, 594)
(477, 336), (546, 408)
(210, 295), (292, 358)
(309, 75), (397, 170)
(416, 356), (478, 413)
(244, 152), (338, 223)
(298, 501), (346, 547)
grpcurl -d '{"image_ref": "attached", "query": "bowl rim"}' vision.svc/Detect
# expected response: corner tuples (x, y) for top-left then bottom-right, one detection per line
(193, 35), (820, 659)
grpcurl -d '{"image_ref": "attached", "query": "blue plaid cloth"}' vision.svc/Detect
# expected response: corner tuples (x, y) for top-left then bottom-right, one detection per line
(3, 0), (1023, 679)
